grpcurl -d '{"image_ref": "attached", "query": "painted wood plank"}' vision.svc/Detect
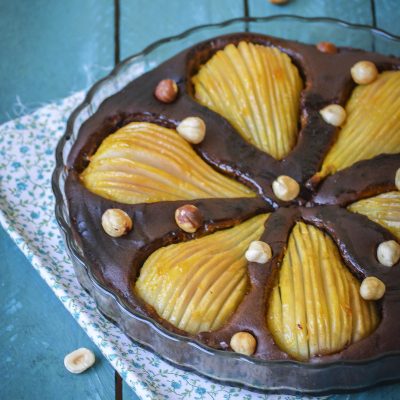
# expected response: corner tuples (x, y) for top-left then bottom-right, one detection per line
(0, 225), (114, 400)
(120, 0), (244, 60)
(247, 0), (374, 49)
(375, 0), (400, 35)
(374, 0), (400, 56)
(249, 0), (373, 23)
(0, 0), (114, 125)
(330, 383), (400, 399)
(123, 380), (141, 399)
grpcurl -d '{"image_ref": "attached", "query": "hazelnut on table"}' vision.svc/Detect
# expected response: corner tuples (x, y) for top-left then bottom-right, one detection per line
(64, 348), (95, 374)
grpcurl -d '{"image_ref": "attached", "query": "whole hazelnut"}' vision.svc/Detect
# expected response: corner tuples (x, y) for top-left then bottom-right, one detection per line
(101, 208), (132, 237)
(245, 241), (272, 264)
(319, 104), (347, 127)
(377, 240), (400, 267)
(269, 0), (288, 4)
(395, 168), (400, 190)
(351, 61), (378, 85)
(316, 41), (337, 54)
(176, 117), (206, 144)
(272, 175), (300, 201)
(360, 277), (386, 300)
(175, 204), (203, 233)
(230, 332), (257, 356)
(154, 79), (178, 103)
(64, 348), (95, 374)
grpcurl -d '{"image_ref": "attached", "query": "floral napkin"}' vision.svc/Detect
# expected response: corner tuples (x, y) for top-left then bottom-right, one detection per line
(0, 93), (321, 400)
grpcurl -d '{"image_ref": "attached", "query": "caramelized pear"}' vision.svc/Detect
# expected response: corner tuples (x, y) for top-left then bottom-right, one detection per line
(135, 214), (269, 334)
(267, 222), (379, 361)
(321, 71), (400, 176)
(81, 122), (254, 204)
(192, 41), (303, 159)
(348, 191), (400, 240)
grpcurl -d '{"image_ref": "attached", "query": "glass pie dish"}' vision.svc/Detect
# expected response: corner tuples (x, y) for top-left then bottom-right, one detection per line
(52, 16), (400, 394)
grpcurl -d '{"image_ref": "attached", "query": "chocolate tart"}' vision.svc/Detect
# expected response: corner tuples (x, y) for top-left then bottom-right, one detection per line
(53, 16), (400, 394)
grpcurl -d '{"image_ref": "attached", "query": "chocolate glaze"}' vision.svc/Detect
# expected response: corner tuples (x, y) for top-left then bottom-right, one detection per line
(313, 153), (400, 206)
(65, 32), (400, 361)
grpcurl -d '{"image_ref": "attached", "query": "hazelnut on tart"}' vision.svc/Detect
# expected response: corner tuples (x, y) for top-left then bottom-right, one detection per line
(66, 32), (400, 364)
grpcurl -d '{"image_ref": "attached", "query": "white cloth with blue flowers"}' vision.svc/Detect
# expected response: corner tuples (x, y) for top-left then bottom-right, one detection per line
(0, 93), (317, 400)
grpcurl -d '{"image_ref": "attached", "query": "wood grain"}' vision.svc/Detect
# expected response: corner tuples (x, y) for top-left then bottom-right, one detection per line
(0, 225), (115, 400)
(0, 0), (114, 124)
(249, 0), (373, 23)
(247, 0), (374, 50)
(374, 0), (400, 34)
(374, 0), (400, 55)
(119, 0), (244, 59)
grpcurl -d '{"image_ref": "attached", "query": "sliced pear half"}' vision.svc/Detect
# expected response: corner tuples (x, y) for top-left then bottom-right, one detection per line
(81, 122), (254, 204)
(348, 191), (400, 240)
(135, 214), (269, 334)
(320, 71), (400, 176)
(192, 41), (303, 160)
(268, 222), (379, 361)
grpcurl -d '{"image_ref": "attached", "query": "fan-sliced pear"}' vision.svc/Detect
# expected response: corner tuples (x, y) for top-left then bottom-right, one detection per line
(135, 214), (269, 334)
(80, 122), (254, 204)
(192, 41), (303, 159)
(267, 222), (379, 361)
(320, 71), (400, 176)
(348, 191), (400, 240)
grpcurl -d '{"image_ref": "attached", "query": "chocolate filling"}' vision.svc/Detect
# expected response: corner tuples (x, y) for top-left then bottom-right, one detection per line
(66, 33), (400, 361)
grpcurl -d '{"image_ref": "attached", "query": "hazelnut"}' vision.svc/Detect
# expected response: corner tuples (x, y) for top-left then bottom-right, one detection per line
(351, 61), (378, 85)
(230, 332), (257, 356)
(64, 348), (95, 374)
(377, 240), (400, 267)
(360, 277), (386, 300)
(176, 117), (206, 144)
(272, 175), (300, 201)
(269, 0), (288, 4)
(175, 204), (203, 233)
(316, 41), (337, 54)
(319, 104), (347, 127)
(395, 168), (400, 190)
(245, 241), (272, 264)
(154, 79), (178, 103)
(101, 208), (132, 237)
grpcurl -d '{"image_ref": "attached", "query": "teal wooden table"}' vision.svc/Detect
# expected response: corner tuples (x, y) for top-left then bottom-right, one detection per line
(0, 1), (399, 399)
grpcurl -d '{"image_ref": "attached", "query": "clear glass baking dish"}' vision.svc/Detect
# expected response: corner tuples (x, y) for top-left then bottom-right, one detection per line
(52, 15), (400, 395)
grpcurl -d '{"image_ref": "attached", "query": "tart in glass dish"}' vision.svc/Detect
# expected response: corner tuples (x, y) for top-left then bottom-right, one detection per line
(54, 16), (400, 394)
